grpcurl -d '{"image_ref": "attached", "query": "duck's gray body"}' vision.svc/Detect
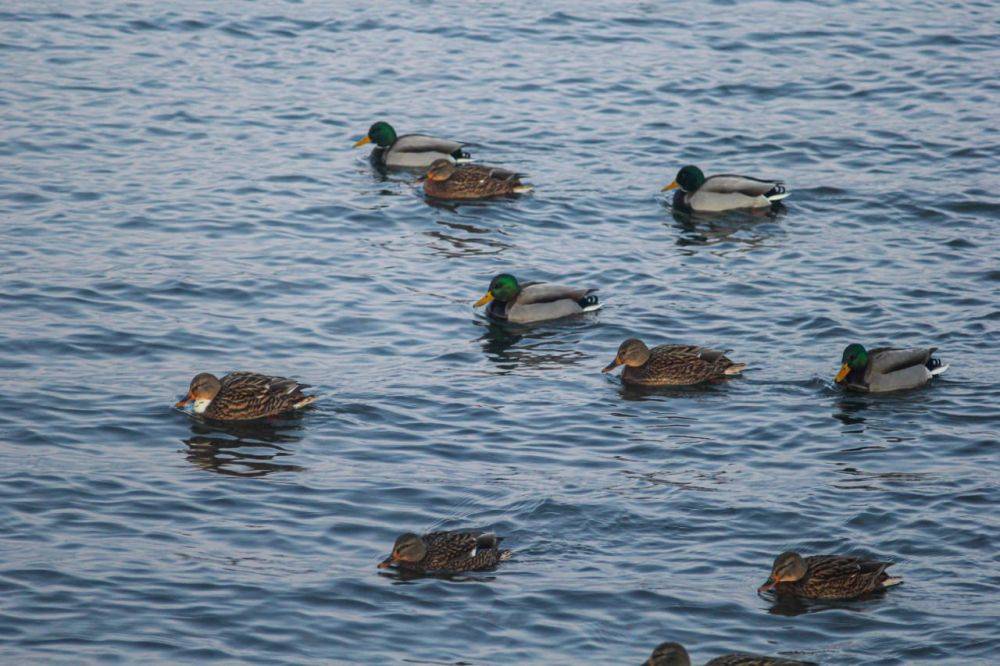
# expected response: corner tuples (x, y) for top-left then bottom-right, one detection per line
(487, 283), (598, 324)
(675, 175), (788, 212)
(375, 134), (467, 168)
(842, 347), (946, 393)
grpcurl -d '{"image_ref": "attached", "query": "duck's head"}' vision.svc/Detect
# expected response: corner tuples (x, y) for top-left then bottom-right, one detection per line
(645, 642), (691, 666)
(602, 338), (651, 373)
(377, 533), (426, 569)
(662, 165), (705, 193)
(474, 273), (520, 307)
(353, 121), (397, 148)
(175, 373), (222, 414)
(836, 343), (869, 383)
(758, 551), (807, 593)
(425, 158), (457, 182)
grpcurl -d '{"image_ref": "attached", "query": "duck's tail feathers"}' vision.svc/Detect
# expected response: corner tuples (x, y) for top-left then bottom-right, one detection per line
(293, 396), (318, 410)
(577, 294), (600, 311)
(724, 363), (747, 375)
(882, 577), (904, 588)
(452, 149), (472, 164)
(927, 357), (948, 376)
(498, 549), (513, 561)
(512, 184), (534, 194)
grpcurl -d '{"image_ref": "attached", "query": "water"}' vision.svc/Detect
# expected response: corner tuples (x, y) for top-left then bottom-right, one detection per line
(1, 1), (998, 663)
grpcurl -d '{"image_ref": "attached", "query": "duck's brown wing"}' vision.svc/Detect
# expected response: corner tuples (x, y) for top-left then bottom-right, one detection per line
(802, 554), (893, 598)
(517, 283), (594, 305)
(209, 372), (315, 420)
(423, 531), (507, 571)
(450, 164), (523, 196)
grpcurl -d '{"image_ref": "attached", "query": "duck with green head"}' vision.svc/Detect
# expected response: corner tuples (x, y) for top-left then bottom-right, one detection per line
(662, 165), (789, 213)
(643, 641), (816, 666)
(473, 273), (599, 324)
(352, 120), (470, 169)
(835, 343), (947, 393)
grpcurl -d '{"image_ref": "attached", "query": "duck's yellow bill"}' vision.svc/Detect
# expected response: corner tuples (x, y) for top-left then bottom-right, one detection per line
(661, 180), (679, 192)
(353, 136), (372, 148)
(834, 363), (851, 383)
(474, 292), (494, 308)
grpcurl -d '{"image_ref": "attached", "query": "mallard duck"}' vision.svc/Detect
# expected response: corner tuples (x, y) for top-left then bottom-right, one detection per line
(377, 531), (511, 573)
(174, 372), (317, 421)
(602, 339), (745, 386)
(644, 641), (816, 666)
(473, 273), (599, 324)
(662, 165), (789, 213)
(352, 120), (469, 169)
(835, 343), (947, 393)
(758, 551), (902, 600)
(423, 159), (532, 200)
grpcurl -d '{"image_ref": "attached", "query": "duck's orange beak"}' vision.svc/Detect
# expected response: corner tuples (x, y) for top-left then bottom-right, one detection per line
(353, 136), (372, 148)
(661, 180), (679, 192)
(757, 578), (776, 594)
(377, 556), (395, 569)
(834, 363), (851, 383)
(474, 292), (494, 308)
(175, 392), (193, 408)
(602, 359), (621, 373)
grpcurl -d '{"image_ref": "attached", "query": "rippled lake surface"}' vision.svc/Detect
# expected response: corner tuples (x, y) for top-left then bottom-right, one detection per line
(2, 1), (998, 663)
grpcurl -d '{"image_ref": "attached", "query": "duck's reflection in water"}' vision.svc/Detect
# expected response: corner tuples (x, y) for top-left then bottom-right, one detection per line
(476, 319), (590, 372)
(765, 590), (890, 617)
(183, 419), (306, 478)
(668, 203), (786, 249)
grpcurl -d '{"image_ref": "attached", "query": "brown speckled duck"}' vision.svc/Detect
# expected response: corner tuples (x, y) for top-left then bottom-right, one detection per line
(645, 641), (816, 666)
(602, 338), (746, 386)
(377, 531), (511, 573)
(423, 158), (532, 200)
(757, 551), (902, 600)
(174, 372), (317, 421)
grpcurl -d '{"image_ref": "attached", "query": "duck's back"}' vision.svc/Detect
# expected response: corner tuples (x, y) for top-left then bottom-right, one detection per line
(206, 372), (315, 420)
(383, 133), (464, 168)
(623, 345), (743, 386)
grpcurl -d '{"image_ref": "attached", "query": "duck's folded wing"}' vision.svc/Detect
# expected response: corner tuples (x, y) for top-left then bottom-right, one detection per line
(393, 134), (464, 154)
(425, 531), (479, 558)
(869, 347), (935, 374)
(701, 174), (783, 196)
(517, 283), (593, 305)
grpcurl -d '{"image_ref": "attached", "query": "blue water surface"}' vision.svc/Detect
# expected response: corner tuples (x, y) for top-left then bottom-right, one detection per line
(1, 1), (998, 664)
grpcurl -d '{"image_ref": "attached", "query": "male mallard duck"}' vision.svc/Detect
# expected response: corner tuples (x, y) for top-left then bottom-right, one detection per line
(757, 551), (902, 600)
(174, 372), (316, 421)
(352, 120), (469, 169)
(835, 343), (947, 393)
(644, 641), (816, 666)
(423, 159), (532, 200)
(602, 339), (745, 386)
(662, 165), (789, 213)
(473, 273), (599, 324)
(377, 531), (511, 573)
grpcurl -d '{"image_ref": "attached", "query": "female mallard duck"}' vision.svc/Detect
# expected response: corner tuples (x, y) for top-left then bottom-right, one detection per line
(835, 343), (947, 393)
(175, 372), (316, 421)
(662, 165), (789, 213)
(757, 551), (902, 600)
(645, 641), (816, 666)
(602, 339), (745, 386)
(474, 273), (599, 324)
(352, 120), (470, 169)
(377, 531), (511, 573)
(423, 159), (532, 200)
